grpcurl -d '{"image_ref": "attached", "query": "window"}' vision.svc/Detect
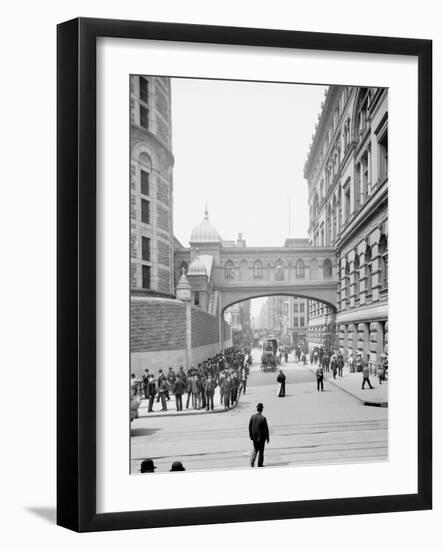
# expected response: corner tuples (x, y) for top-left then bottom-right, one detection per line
(141, 199), (150, 224)
(142, 265), (151, 289)
(224, 261), (234, 279)
(344, 185), (351, 223)
(354, 254), (360, 297)
(294, 317), (299, 327)
(354, 163), (361, 210)
(253, 260), (263, 279)
(378, 131), (388, 182)
(194, 291), (200, 306)
(140, 105), (149, 129)
(142, 236), (151, 262)
(345, 262), (350, 303)
(365, 245), (372, 295)
(293, 303), (299, 313)
(300, 317), (305, 327)
(141, 169), (150, 196)
(139, 77), (149, 104)
(179, 261), (188, 275)
(300, 303), (305, 313)
(296, 259), (305, 278)
(332, 196), (337, 241)
(323, 258), (332, 279)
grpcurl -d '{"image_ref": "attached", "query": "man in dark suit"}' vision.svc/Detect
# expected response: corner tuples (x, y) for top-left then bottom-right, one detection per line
(249, 402), (270, 467)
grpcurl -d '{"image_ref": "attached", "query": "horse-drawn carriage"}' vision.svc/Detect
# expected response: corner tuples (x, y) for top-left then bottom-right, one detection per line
(261, 338), (280, 372)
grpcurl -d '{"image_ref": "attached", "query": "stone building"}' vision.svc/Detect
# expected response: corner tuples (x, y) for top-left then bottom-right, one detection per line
(130, 77), (232, 375)
(304, 86), (388, 368)
(130, 75), (175, 296)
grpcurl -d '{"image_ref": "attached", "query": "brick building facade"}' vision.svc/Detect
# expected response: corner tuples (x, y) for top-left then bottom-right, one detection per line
(304, 86), (388, 367)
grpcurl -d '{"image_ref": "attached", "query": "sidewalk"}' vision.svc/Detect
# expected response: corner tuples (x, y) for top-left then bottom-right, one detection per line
(303, 363), (388, 407)
(135, 386), (240, 418)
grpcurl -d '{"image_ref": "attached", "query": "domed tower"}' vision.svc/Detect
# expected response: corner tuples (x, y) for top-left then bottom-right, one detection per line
(130, 75), (175, 296)
(189, 207), (223, 263)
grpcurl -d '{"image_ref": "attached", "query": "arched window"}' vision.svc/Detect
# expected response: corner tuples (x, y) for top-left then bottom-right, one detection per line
(379, 234), (388, 289)
(224, 260), (234, 279)
(323, 258), (332, 279)
(139, 152), (152, 197)
(365, 244), (372, 295)
(275, 260), (284, 281)
(179, 261), (188, 275)
(253, 260), (263, 279)
(296, 259), (305, 278)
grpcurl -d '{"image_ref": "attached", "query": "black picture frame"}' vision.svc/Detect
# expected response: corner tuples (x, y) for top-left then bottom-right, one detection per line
(57, 17), (432, 532)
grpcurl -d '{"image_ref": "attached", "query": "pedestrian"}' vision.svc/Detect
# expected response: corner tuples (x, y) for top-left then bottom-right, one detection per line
(322, 352), (330, 373)
(249, 402), (270, 468)
(377, 365), (384, 384)
(190, 374), (200, 409)
(156, 369), (166, 402)
(356, 352), (364, 372)
(167, 367), (176, 401)
(204, 375), (216, 411)
(348, 353), (355, 373)
(316, 364), (324, 391)
(337, 352), (344, 377)
(240, 367), (247, 395)
(331, 354), (337, 379)
(231, 372), (239, 404)
(147, 374), (156, 413)
(142, 368), (150, 399)
(361, 363), (374, 389)
(172, 375), (185, 411)
(277, 369), (286, 397)
(185, 375), (193, 409)
(170, 461), (186, 472)
(157, 376), (168, 411)
(223, 375), (232, 410)
(140, 458), (156, 473)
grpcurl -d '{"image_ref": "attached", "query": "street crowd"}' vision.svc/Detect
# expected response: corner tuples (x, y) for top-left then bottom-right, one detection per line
(130, 347), (253, 417)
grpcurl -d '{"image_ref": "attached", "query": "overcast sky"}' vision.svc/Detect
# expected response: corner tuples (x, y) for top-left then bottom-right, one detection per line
(170, 78), (326, 318)
(171, 77), (327, 248)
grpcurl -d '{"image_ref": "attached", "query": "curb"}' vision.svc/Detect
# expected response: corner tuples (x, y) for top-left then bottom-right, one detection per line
(302, 364), (388, 408)
(136, 396), (240, 419)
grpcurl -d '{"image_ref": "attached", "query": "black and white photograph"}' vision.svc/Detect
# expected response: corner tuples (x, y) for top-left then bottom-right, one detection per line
(129, 76), (389, 474)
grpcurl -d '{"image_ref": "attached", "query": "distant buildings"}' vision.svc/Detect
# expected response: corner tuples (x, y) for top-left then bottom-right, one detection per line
(304, 86), (388, 367)
(255, 296), (308, 344)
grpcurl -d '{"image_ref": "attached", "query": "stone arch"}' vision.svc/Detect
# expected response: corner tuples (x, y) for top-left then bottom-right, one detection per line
(131, 142), (159, 171)
(139, 152), (152, 168)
